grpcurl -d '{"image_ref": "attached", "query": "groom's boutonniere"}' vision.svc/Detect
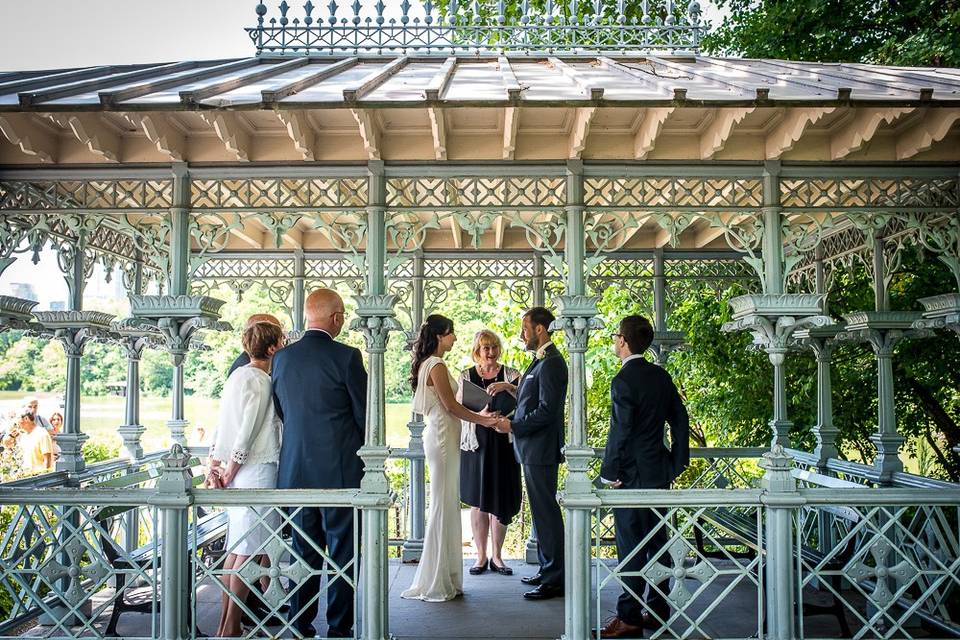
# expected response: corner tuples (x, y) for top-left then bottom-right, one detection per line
(535, 347), (547, 360)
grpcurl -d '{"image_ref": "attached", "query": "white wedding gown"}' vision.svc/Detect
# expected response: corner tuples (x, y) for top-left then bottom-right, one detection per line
(401, 355), (463, 602)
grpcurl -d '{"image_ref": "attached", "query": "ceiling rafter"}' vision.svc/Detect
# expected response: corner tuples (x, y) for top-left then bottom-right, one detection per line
(764, 107), (836, 158)
(120, 112), (185, 162)
(569, 106), (597, 159)
(350, 108), (381, 160)
(830, 107), (916, 159)
(46, 112), (120, 162)
(700, 107), (756, 159)
(633, 107), (675, 159)
(503, 106), (520, 160)
(0, 113), (57, 163)
(275, 110), (316, 161)
(427, 107), (447, 160)
(200, 111), (251, 161)
(896, 108), (960, 159)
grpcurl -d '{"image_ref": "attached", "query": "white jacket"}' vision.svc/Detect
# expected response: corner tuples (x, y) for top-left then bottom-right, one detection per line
(210, 366), (281, 465)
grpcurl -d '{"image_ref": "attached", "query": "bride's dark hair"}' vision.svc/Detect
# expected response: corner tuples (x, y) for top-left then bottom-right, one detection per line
(410, 314), (454, 391)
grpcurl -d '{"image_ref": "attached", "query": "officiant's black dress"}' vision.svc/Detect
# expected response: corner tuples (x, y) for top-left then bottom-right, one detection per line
(459, 367), (523, 525)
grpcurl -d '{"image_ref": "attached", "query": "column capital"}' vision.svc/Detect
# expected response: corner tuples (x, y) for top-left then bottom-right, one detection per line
(33, 310), (117, 356)
(0, 295), (39, 333)
(351, 294), (402, 354)
(551, 295), (602, 352)
(722, 293), (832, 352)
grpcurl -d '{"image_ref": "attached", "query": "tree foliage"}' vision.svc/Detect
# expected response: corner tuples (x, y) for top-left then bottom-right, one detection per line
(703, 0), (960, 67)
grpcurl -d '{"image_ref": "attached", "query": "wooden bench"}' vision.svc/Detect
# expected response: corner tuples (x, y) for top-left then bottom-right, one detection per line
(91, 460), (228, 637)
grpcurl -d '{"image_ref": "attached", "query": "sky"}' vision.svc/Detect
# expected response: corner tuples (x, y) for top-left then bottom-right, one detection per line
(0, 0), (726, 72)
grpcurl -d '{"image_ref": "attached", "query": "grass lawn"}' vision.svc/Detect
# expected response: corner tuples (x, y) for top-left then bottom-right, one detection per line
(0, 391), (415, 455)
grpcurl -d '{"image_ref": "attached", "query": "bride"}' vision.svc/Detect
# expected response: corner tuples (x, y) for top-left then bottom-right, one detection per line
(401, 314), (501, 602)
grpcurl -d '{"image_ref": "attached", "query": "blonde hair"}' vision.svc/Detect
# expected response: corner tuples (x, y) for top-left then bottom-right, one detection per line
(471, 329), (503, 363)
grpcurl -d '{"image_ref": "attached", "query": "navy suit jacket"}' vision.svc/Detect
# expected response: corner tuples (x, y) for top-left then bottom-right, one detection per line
(600, 357), (690, 489)
(228, 352), (250, 377)
(511, 343), (568, 466)
(271, 330), (367, 490)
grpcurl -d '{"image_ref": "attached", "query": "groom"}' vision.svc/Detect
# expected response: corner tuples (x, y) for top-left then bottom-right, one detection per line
(492, 306), (568, 600)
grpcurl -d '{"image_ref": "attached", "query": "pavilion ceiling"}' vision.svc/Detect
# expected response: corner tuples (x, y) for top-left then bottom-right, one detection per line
(0, 56), (959, 164)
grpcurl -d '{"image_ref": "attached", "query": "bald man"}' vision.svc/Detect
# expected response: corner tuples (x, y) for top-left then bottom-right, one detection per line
(270, 289), (366, 638)
(227, 314), (283, 377)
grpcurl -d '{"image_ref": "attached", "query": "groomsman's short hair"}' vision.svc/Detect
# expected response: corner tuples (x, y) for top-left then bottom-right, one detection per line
(524, 307), (556, 334)
(619, 315), (654, 355)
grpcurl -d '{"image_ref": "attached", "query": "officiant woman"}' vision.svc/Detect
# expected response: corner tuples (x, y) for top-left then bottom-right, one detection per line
(458, 329), (522, 576)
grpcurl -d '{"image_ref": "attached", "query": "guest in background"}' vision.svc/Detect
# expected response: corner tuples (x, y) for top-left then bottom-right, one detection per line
(17, 412), (54, 475)
(208, 321), (286, 638)
(22, 396), (52, 431)
(47, 411), (63, 459)
(228, 314), (284, 376)
(458, 329), (522, 576)
(48, 412), (63, 435)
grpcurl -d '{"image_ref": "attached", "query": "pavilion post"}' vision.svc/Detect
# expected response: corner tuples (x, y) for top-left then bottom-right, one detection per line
(52, 234), (94, 475)
(527, 252), (545, 564)
(154, 444), (193, 640)
(352, 160), (397, 640)
(292, 249), (306, 332)
(760, 445), (798, 640)
(166, 164), (192, 446)
(723, 162), (832, 450)
(557, 160), (601, 640)
(119, 340), (147, 461)
(649, 249), (685, 366)
(533, 251), (546, 307)
(762, 162), (793, 448)
(833, 231), (928, 483)
(402, 253), (426, 563)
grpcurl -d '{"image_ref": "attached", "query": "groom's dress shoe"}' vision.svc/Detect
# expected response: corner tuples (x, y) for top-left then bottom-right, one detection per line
(596, 617), (643, 638)
(523, 583), (563, 600)
(520, 573), (542, 586)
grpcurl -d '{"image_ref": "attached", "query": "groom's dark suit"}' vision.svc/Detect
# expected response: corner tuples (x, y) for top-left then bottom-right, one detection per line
(600, 355), (690, 627)
(511, 342), (568, 589)
(272, 329), (367, 637)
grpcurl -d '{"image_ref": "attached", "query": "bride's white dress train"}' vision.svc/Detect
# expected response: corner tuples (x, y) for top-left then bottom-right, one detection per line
(401, 355), (463, 602)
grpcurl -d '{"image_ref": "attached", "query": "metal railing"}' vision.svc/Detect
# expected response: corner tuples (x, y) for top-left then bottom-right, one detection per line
(2, 444), (958, 639)
(247, 0), (705, 56)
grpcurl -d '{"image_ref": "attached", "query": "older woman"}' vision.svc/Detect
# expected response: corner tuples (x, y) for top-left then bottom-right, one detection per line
(208, 321), (285, 637)
(458, 329), (522, 576)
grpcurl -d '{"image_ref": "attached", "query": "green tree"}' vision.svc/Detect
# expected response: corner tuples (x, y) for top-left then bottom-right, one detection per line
(704, 0), (960, 67)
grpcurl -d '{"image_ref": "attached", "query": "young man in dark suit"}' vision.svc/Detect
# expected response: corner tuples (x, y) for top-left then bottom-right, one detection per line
(491, 306), (568, 600)
(271, 289), (367, 638)
(598, 315), (690, 638)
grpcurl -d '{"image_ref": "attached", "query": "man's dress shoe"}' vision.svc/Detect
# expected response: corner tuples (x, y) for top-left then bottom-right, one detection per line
(596, 617), (644, 638)
(520, 573), (542, 585)
(522, 583), (563, 600)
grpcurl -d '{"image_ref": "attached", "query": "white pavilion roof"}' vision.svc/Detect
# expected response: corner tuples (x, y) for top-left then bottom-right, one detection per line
(1, 55), (959, 163)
